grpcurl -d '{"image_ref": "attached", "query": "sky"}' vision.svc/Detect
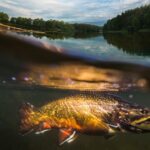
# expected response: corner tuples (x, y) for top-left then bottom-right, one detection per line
(0, 0), (149, 24)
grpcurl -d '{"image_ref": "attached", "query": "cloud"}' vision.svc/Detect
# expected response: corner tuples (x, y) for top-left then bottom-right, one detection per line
(0, 0), (149, 24)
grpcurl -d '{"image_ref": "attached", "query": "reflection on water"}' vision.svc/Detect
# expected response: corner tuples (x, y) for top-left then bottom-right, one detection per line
(103, 32), (150, 56)
(0, 31), (150, 150)
(15, 31), (150, 65)
(17, 31), (150, 57)
(15, 31), (102, 40)
(18, 62), (148, 91)
(0, 32), (149, 91)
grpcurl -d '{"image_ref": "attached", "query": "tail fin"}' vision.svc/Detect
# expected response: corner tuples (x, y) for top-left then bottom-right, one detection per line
(19, 102), (36, 135)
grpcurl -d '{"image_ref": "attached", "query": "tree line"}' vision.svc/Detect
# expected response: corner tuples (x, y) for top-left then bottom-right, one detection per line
(103, 5), (150, 32)
(0, 12), (101, 36)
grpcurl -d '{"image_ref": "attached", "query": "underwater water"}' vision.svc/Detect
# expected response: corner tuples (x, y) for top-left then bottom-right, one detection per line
(0, 87), (150, 150)
(0, 31), (150, 150)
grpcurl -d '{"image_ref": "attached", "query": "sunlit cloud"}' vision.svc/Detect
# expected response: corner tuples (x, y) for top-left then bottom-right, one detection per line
(0, 0), (149, 24)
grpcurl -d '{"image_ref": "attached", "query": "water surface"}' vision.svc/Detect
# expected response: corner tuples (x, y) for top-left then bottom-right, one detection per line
(0, 31), (150, 150)
(13, 31), (150, 65)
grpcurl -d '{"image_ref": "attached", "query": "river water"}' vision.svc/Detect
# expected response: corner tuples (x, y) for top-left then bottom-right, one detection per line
(0, 31), (150, 150)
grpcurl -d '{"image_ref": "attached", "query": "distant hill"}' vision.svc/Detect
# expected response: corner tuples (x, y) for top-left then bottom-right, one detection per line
(84, 21), (106, 26)
(70, 20), (105, 27)
(103, 5), (150, 32)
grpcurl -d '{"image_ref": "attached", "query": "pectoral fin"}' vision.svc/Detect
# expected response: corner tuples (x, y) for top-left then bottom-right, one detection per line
(59, 128), (77, 146)
(35, 122), (51, 134)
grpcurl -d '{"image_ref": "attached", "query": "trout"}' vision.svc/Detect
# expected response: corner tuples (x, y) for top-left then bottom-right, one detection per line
(19, 93), (150, 145)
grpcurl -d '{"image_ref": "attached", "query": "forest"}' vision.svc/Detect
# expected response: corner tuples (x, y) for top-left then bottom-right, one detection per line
(0, 12), (101, 36)
(103, 5), (150, 32)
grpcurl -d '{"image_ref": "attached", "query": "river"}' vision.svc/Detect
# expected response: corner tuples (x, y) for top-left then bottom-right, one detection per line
(0, 31), (150, 150)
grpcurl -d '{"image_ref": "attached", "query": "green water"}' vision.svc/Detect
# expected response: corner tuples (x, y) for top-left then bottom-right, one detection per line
(0, 31), (150, 150)
(0, 86), (150, 150)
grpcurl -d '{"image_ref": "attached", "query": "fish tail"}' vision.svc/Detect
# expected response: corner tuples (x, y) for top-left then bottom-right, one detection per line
(19, 102), (37, 135)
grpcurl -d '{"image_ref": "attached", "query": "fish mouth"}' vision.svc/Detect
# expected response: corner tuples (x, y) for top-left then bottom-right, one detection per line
(130, 116), (150, 131)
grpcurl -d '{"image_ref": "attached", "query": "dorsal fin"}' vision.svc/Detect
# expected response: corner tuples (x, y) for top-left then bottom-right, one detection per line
(59, 128), (77, 146)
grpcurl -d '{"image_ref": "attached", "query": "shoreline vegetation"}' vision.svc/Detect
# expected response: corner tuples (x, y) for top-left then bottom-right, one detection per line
(0, 4), (150, 36)
(0, 23), (45, 34)
(103, 5), (150, 33)
(103, 29), (150, 34)
(0, 12), (102, 37)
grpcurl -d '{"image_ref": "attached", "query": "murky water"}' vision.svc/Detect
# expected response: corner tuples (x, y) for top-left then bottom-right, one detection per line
(1, 86), (150, 150)
(0, 31), (150, 150)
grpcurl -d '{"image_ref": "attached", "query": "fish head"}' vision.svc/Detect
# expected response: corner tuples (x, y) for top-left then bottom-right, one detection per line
(130, 115), (150, 131)
(118, 106), (150, 132)
(126, 107), (150, 131)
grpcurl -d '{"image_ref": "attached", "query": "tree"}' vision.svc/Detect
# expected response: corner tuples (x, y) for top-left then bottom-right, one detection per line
(0, 12), (9, 23)
(33, 18), (45, 31)
(103, 5), (150, 31)
(0, 11), (101, 36)
(10, 17), (17, 24)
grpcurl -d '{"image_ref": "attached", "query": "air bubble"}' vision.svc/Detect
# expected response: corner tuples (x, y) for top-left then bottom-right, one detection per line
(24, 77), (29, 81)
(12, 77), (16, 81)
(129, 94), (133, 99)
(2, 80), (6, 84)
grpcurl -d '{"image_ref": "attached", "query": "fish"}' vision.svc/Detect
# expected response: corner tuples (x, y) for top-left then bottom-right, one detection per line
(19, 93), (150, 145)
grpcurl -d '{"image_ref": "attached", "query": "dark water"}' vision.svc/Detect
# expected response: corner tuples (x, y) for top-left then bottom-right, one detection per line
(0, 31), (150, 150)
(1, 87), (150, 150)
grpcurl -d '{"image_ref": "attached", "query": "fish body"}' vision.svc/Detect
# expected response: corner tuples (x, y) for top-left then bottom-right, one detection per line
(19, 93), (150, 145)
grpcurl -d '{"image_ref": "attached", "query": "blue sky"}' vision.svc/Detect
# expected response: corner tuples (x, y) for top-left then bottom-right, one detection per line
(0, 0), (149, 24)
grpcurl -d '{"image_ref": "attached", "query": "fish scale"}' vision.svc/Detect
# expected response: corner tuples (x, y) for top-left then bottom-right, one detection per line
(19, 93), (150, 145)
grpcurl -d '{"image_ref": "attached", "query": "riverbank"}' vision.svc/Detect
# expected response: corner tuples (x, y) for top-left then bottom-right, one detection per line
(0, 23), (45, 34)
(103, 29), (150, 34)
(0, 23), (102, 39)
